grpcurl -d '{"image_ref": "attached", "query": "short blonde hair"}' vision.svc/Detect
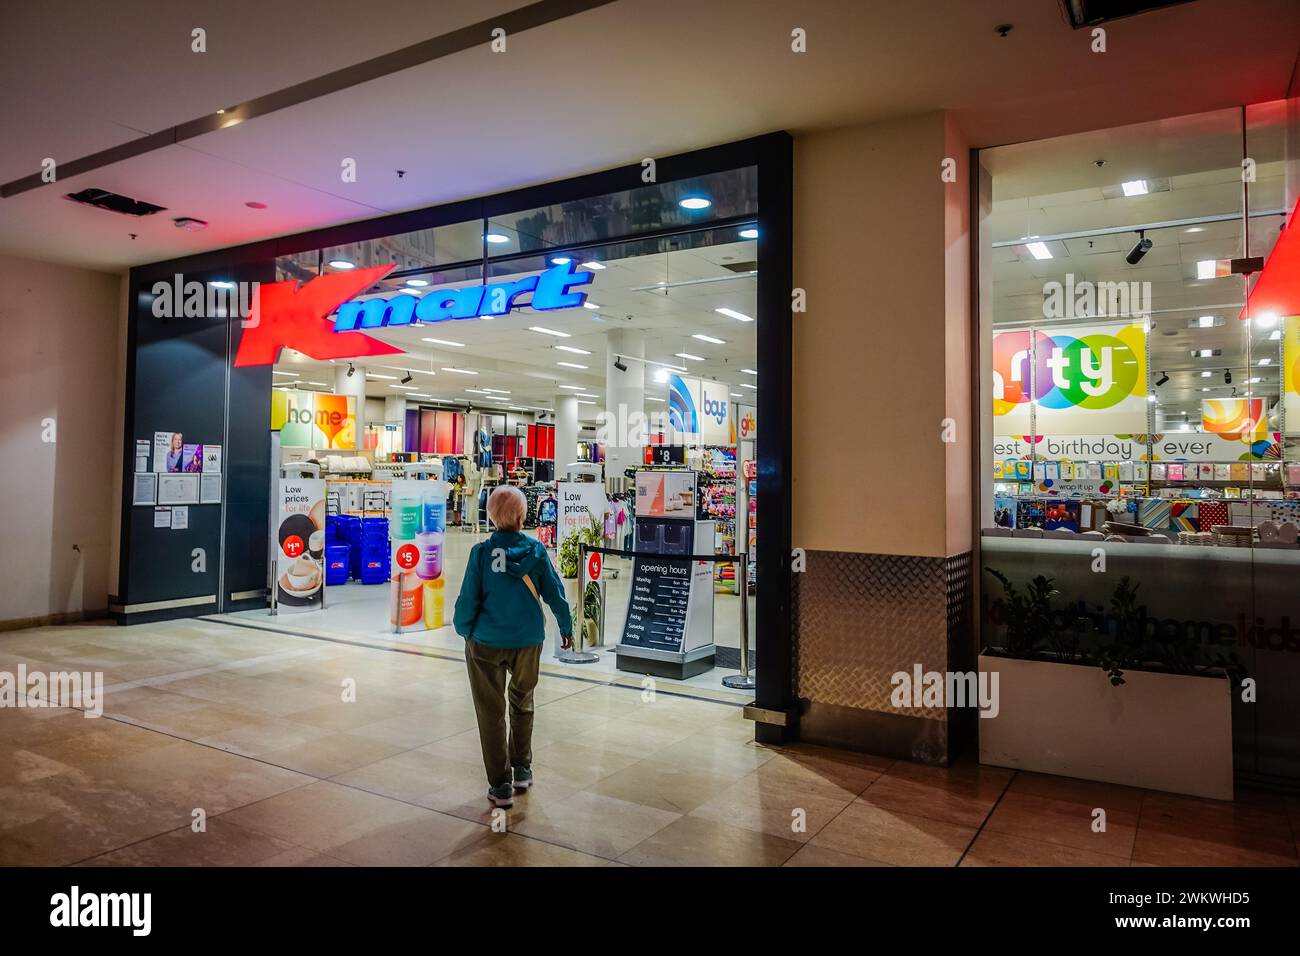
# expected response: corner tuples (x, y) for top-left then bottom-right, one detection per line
(486, 485), (527, 532)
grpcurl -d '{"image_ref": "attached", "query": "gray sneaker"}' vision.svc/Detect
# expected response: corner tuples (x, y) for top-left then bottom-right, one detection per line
(487, 782), (514, 808)
(512, 766), (534, 791)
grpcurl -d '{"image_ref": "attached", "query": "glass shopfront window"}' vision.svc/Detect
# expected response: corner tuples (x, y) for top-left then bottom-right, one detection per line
(978, 103), (1300, 783)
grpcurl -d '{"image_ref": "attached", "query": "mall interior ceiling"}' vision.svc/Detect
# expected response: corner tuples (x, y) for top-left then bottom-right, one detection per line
(2, 0), (1298, 270)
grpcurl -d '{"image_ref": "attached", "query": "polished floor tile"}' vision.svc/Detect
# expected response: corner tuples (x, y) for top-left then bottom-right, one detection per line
(3, 617), (1295, 868)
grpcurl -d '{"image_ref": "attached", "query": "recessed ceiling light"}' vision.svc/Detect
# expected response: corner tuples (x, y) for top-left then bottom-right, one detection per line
(1256, 312), (1279, 328)
(1248, 377), (1262, 384)
(557, 361), (588, 369)
(577, 400), (597, 406)
(646, 396), (665, 402)
(303, 381), (328, 387)
(391, 384), (417, 390)
(1196, 260), (1217, 279)
(1269, 329), (1282, 340)
(555, 345), (592, 355)
(327, 259), (355, 270)
(575, 393), (598, 399)
(1198, 315), (1215, 327)
(465, 388), (489, 394)
(1258, 358), (1272, 366)
(581, 261), (605, 270)
(1025, 241), (1052, 260)
(405, 278), (429, 287)
(529, 326), (570, 337)
(484, 233), (510, 244)
(1201, 387), (1212, 392)
(559, 385), (585, 390)
(1120, 180), (1149, 196)
(550, 256), (571, 265)
(441, 367), (478, 375)
(1185, 226), (1204, 233)
(675, 352), (704, 361)
(739, 228), (759, 239)
(366, 373), (398, 380)
(739, 383), (757, 390)
(730, 392), (743, 398)
(1201, 371), (1212, 378)
(273, 370), (299, 377)
(209, 280), (235, 289)
(407, 393), (433, 399)
(678, 197), (712, 210)
(421, 337), (463, 348)
(1198, 349), (1213, 358)
(692, 334), (725, 345)
(741, 368), (757, 375)
(716, 307), (753, 322)
(583, 302), (601, 310)
(481, 388), (511, 394)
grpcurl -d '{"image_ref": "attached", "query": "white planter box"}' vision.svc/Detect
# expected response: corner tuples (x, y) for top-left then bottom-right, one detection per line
(978, 652), (1233, 800)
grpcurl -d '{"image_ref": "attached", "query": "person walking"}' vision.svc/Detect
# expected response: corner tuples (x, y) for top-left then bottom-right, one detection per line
(453, 485), (573, 808)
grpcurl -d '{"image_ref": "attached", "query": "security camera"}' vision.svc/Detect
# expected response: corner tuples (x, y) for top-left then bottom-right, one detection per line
(1125, 230), (1152, 265)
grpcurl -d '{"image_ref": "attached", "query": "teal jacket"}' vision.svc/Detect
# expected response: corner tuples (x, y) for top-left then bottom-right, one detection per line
(453, 532), (573, 648)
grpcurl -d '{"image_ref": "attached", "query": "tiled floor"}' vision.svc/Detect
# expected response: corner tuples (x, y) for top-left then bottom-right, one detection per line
(0, 619), (1296, 867)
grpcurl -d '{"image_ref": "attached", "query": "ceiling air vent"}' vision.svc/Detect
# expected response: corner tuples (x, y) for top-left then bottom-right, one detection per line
(721, 260), (758, 273)
(64, 188), (167, 217)
(1059, 0), (1195, 28)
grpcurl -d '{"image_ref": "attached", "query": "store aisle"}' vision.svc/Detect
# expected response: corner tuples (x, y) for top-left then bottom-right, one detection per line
(1, 619), (1296, 867)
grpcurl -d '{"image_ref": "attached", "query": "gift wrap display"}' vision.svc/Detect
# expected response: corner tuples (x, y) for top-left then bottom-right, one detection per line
(389, 478), (449, 630)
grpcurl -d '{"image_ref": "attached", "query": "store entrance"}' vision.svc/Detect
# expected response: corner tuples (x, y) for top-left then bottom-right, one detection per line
(226, 208), (762, 699)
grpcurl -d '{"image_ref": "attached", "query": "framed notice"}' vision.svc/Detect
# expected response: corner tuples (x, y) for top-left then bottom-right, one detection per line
(132, 473), (157, 506)
(200, 474), (222, 504)
(135, 440), (150, 473)
(157, 473), (199, 505)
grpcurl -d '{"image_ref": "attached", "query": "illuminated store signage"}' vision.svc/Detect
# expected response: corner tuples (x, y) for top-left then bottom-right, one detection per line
(333, 260), (594, 332)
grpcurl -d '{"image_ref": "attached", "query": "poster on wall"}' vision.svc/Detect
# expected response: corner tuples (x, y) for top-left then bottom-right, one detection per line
(154, 431), (184, 473)
(667, 374), (702, 440)
(556, 481), (606, 546)
(992, 320), (1148, 436)
(699, 380), (735, 444)
(389, 478), (450, 630)
(276, 478), (326, 612)
(202, 444), (222, 473)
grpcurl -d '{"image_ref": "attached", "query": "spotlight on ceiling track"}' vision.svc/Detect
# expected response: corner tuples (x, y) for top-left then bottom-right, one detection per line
(613, 356), (628, 372)
(401, 372), (413, 385)
(1156, 371), (1169, 386)
(347, 364), (355, 378)
(1125, 230), (1152, 265)
(1224, 369), (1232, 385)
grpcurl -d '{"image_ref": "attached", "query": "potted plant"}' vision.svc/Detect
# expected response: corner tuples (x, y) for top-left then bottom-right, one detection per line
(979, 568), (1240, 800)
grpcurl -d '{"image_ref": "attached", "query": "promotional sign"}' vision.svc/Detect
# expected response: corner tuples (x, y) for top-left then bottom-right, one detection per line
(1284, 314), (1300, 435)
(635, 470), (696, 518)
(667, 374), (702, 439)
(699, 380), (734, 444)
(1203, 398), (1266, 440)
(389, 478), (450, 630)
(276, 479), (326, 612)
(994, 432), (1282, 464)
(737, 403), (757, 441)
(992, 320), (1148, 436)
(272, 390), (357, 449)
(621, 556), (694, 652)
(154, 431), (184, 473)
(556, 481), (606, 547)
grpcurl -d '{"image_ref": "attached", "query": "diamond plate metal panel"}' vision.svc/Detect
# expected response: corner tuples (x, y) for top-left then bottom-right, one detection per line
(793, 550), (972, 721)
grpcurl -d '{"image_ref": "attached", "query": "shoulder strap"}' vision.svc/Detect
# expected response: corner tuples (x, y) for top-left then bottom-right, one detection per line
(521, 572), (543, 606)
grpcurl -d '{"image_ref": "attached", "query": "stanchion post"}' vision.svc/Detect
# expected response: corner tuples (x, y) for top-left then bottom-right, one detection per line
(722, 550), (755, 691)
(558, 542), (599, 663)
